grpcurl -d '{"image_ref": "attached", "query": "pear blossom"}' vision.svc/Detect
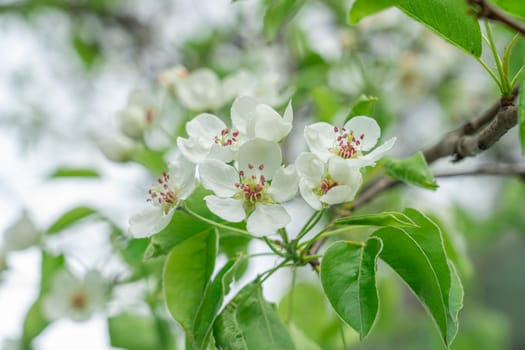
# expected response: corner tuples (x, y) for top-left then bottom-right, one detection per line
(222, 70), (285, 106)
(177, 113), (241, 164)
(96, 133), (138, 163)
(296, 153), (362, 210)
(177, 96), (293, 164)
(158, 65), (188, 93)
(129, 155), (196, 238)
(231, 95), (293, 143)
(175, 68), (223, 111)
(304, 116), (396, 168)
(118, 90), (158, 140)
(1, 211), (40, 253)
(199, 139), (298, 236)
(42, 269), (107, 322)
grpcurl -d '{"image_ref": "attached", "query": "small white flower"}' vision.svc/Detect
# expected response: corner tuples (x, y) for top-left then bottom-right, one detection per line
(199, 139), (298, 236)
(222, 70), (284, 106)
(96, 133), (138, 163)
(1, 211), (40, 253)
(177, 113), (241, 164)
(176, 68), (223, 111)
(296, 153), (362, 210)
(118, 90), (158, 140)
(129, 155), (196, 238)
(158, 65), (188, 93)
(231, 96), (293, 143)
(42, 269), (107, 322)
(304, 116), (396, 168)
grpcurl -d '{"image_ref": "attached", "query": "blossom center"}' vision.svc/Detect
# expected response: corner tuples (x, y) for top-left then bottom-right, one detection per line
(234, 163), (271, 207)
(145, 108), (155, 124)
(70, 291), (87, 310)
(214, 128), (239, 146)
(314, 176), (339, 196)
(147, 172), (180, 214)
(330, 126), (365, 159)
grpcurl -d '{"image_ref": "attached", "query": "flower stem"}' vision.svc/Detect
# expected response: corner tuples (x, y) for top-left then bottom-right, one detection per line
(182, 204), (258, 240)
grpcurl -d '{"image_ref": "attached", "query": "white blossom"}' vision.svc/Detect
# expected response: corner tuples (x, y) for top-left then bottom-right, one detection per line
(118, 90), (158, 140)
(129, 155), (196, 238)
(42, 270), (107, 322)
(1, 211), (40, 253)
(296, 153), (362, 210)
(304, 116), (396, 168)
(199, 139), (298, 236)
(158, 65), (188, 93)
(96, 133), (138, 163)
(222, 70), (285, 106)
(175, 68), (223, 111)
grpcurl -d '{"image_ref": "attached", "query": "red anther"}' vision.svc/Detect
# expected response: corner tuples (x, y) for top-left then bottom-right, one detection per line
(260, 175), (265, 183)
(158, 179), (163, 184)
(360, 133), (365, 140)
(258, 164), (264, 170)
(352, 137), (356, 142)
(146, 109), (155, 123)
(234, 183), (240, 187)
(239, 170), (244, 176)
(334, 126), (339, 133)
(162, 172), (167, 177)
(163, 184), (168, 189)
(356, 140), (361, 146)
(254, 184), (262, 191)
(342, 127), (346, 131)
(232, 131), (239, 137)
(248, 163), (254, 169)
(251, 175), (256, 179)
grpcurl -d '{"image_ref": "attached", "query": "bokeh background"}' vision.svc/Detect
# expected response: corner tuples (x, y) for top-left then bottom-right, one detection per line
(1, 0), (525, 349)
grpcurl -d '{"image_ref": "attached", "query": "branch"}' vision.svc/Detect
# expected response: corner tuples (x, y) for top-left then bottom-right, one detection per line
(467, 0), (525, 36)
(435, 163), (525, 179)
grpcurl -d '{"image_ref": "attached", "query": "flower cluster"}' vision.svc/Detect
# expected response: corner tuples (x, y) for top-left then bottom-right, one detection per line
(129, 95), (395, 238)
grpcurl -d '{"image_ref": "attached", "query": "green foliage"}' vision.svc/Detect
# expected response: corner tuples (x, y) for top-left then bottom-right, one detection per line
(133, 147), (168, 176)
(311, 86), (340, 123)
(108, 313), (164, 350)
(72, 34), (101, 69)
(334, 211), (417, 228)
(383, 151), (438, 190)
(263, 0), (306, 40)
(519, 73), (525, 154)
(349, 0), (482, 56)
(48, 167), (100, 178)
(345, 95), (378, 123)
(163, 230), (218, 344)
(213, 282), (296, 350)
(491, 0), (525, 19)
(320, 238), (383, 339)
(46, 206), (98, 235)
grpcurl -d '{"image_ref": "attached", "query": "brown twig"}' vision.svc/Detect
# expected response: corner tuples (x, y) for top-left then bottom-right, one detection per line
(467, 0), (525, 36)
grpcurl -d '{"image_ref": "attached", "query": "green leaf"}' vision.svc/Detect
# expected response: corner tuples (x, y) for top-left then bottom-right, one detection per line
(349, 0), (393, 23)
(491, 0), (525, 19)
(344, 95), (379, 123)
(263, 0), (306, 40)
(311, 86), (340, 123)
(192, 258), (244, 349)
(447, 262), (464, 344)
(133, 147), (168, 176)
(214, 282), (296, 350)
(519, 72), (525, 154)
(21, 299), (49, 347)
(320, 238), (383, 339)
(72, 34), (100, 69)
(40, 252), (65, 295)
(163, 230), (218, 339)
(46, 206), (98, 235)
(383, 151), (438, 190)
(48, 167), (100, 178)
(108, 313), (162, 350)
(349, 0), (482, 57)
(372, 227), (449, 344)
(334, 211), (417, 228)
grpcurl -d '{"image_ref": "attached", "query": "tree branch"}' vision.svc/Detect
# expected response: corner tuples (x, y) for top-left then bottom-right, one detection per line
(435, 163), (525, 179)
(467, 0), (525, 36)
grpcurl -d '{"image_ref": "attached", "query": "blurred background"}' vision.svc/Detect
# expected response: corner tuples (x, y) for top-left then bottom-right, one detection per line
(1, 0), (524, 349)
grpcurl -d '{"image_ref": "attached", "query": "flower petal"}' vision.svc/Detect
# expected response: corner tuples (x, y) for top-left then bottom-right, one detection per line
(328, 157), (363, 186)
(204, 195), (245, 222)
(177, 137), (209, 164)
(320, 185), (358, 205)
(231, 95), (258, 134)
(246, 203), (291, 236)
(299, 180), (323, 210)
(177, 69), (223, 111)
(208, 143), (236, 163)
(248, 104), (291, 142)
(185, 113), (226, 139)
(268, 165), (298, 203)
(238, 139), (282, 179)
(295, 152), (324, 183)
(283, 100), (293, 124)
(361, 137), (396, 163)
(304, 122), (336, 162)
(344, 116), (380, 151)
(129, 206), (174, 238)
(199, 160), (238, 197)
